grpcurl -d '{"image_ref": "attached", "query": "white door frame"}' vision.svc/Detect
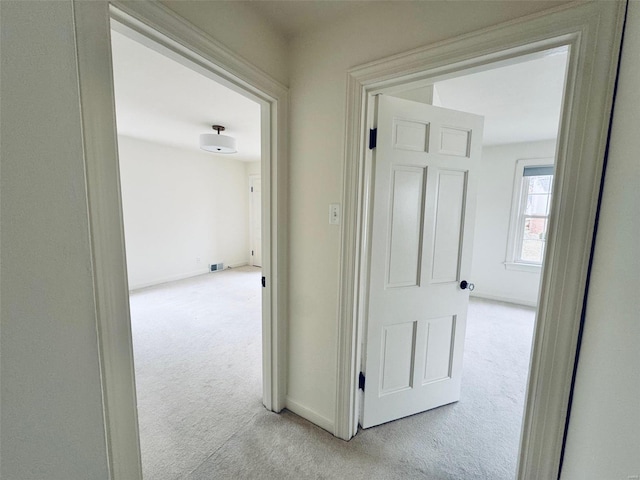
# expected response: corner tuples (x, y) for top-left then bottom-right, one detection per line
(72, 2), (288, 478)
(335, 2), (625, 480)
(249, 174), (262, 267)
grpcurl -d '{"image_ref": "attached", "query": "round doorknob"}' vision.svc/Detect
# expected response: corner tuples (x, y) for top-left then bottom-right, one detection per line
(460, 280), (475, 291)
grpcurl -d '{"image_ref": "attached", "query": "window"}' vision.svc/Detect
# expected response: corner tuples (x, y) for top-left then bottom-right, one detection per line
(506, 158), (554, 271)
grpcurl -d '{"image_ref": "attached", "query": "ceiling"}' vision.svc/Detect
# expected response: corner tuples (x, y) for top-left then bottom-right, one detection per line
(246, 1), (371, 39)
(110, 29), (261, 162)
(432, 48), (568, 145)
(111, 25), (567, 159)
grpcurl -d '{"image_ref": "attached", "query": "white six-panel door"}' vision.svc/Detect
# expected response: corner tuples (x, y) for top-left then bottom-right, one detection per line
(361, 95), (483, 428)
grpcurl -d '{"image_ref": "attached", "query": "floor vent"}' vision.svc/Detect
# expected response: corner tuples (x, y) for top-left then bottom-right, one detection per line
(209, 263), (224, 272)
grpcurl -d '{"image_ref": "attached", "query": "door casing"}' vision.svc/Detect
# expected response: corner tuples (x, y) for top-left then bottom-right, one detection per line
(72, 2), (289, 478)
(249, 174), (262, 267)
(335, 3), (625, 480)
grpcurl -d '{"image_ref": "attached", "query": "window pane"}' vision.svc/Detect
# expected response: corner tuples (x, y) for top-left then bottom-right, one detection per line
(525, 193), (550, 216)
(511, 167), (553, 266)
(520, 217), (549, 264)
(521, 239), (545, 263)
(524, 217), (548, 240)
(528, 175), (553, 194)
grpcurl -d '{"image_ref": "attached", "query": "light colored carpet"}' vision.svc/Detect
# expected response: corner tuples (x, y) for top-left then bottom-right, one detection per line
(130, 267), (535, 480)
(130, 266), (263, 480)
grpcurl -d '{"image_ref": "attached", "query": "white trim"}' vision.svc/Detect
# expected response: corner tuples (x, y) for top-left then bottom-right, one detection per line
(505, 157), (554, 268)
(504, 262), (543, 274)
(470, 292), (538, 309)
(73, 2), (288, 478)
(285, 397), (335, 434)
(129, 269), (213, 291)
(72, 3), (142, 478)
(127, 263), (250, 292)
(228, 261), (250, 269)
(248, 174), (261, 267)
(336, 4), (624, 480)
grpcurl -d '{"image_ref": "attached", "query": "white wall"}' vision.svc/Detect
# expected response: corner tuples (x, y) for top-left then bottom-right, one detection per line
(161, 0), (289, 87)
(118, 136), (249, 289)
(245, 160), (261, 177)
(561, 2), (640, 478)
(3, 2), (638, 479)
(286, 0), (570, 428)
(0, 2), (110, 478)
(1, 2), (283, 476)
(471, 140), (557, 306)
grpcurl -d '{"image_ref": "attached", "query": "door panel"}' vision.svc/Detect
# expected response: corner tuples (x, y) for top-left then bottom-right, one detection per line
(394, 120), (430, 152)
(380, 322), (416, 394)
(438, 127), (471, 157)
(361, 95), (483, 429)
(422, 315), (455, 384)
(431, 170), (467, 283)
(387, 166), (426, 287)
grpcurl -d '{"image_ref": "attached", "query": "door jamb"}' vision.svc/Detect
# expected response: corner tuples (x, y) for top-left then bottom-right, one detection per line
(335, 3), (624, 480)
(72, 2), (288, 478)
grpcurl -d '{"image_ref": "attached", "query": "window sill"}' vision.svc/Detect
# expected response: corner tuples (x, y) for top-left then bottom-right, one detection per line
(504, 262), (542, 273)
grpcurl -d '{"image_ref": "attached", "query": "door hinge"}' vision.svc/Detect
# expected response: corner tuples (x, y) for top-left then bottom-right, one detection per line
(251, 186), (254, 192)
(252, 250), (254, 256)
(261, 276), (266, 288)
(369, 128), (377, 149)
(359, 372), (366, 391)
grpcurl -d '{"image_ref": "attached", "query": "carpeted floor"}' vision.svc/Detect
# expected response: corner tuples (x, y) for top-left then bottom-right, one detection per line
(130, 267), (535, 479)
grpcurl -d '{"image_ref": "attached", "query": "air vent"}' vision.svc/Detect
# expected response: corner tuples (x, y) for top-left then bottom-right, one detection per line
(209, 263), (224, 272)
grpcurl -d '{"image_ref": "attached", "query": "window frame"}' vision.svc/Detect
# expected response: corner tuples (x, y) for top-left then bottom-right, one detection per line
(505, 157), (555, 272)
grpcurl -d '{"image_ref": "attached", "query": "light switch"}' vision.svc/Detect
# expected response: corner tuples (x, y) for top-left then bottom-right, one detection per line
(329, 203), (341, 225)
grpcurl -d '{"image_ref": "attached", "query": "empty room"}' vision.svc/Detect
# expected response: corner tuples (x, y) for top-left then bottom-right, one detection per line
(320, 46), (568, 478)
(110, 26), (264, 479)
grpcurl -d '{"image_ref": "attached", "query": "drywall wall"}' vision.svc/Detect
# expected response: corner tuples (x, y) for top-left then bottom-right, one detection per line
(118, 136), (250, 289)
(287, 0), (569, 426)
(561, 2), (640, 478)
(392, 85), (436, 105)
(471, 140), (557, 306)
(161, 0), (289, 87)
(3, 2), (636, 478)
(0, 2), (110, 478)
(245, 160), (261, 177)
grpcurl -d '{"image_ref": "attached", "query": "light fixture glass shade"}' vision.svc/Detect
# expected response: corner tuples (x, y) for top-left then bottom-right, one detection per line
(199, 133), (237, 154)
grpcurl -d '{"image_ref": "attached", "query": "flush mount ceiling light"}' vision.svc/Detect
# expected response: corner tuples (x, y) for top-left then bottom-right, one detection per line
(199, 125), (237, 154)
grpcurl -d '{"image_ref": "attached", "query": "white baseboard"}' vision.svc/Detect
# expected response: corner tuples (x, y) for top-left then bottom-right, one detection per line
(129, 269), (210, 291)
(228, 261), (250, 268)
(128, 262), (255, 291)
(470, 291), (537, 308)
(285, 396), (335, 434)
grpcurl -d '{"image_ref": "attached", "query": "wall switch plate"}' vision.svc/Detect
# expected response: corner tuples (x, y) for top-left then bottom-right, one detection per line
(329, 203), (341, 225)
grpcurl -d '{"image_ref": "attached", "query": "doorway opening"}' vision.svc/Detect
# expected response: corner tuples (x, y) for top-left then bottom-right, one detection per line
(335, 4), (623, 480)
(352, 47), (566, 477)
(76, 2), (289, 476)
(110, 23), (265, 479)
